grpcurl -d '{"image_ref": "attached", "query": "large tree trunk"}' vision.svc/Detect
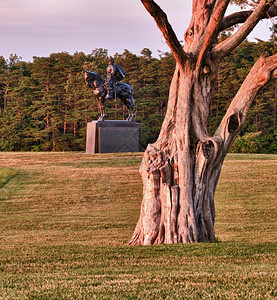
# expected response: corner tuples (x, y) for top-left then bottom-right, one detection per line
(129, 62), (220, 244)
(129, 0), (277, 245)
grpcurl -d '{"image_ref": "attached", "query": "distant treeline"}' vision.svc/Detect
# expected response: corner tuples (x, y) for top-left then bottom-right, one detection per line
(0, 41), (276, 153)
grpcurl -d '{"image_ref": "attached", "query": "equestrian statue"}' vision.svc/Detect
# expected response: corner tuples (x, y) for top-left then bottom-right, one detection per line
(85, 57), (135, 121)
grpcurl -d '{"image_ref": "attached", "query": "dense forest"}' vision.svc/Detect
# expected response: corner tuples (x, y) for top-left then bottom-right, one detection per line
(0, 40), (276, 153)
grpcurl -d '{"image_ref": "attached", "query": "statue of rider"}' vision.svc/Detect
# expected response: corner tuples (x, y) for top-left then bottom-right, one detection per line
(105, 56), (126, 99)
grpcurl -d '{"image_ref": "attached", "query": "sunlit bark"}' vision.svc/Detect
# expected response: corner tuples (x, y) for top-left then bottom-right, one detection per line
(130, 0), (277, 245)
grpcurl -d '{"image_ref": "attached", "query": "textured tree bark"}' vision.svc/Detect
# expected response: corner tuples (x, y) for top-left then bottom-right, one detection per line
(129, 0), (277, 245)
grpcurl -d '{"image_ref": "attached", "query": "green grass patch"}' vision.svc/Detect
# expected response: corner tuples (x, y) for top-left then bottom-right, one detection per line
(0, 152), (276, 299)
(55, 155), (142, 168)
(0, 167), (17, 188)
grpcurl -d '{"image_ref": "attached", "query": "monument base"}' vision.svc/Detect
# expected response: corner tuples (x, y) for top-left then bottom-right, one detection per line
(86, 120), (141, 154)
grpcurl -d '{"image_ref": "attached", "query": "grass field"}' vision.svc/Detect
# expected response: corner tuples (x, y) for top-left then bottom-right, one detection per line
(0, 152), (276, 299)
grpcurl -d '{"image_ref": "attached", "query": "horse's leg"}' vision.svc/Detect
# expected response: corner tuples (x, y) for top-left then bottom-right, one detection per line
(126, 110), (130, 121)
(131, 102), (135, 121)
(127, 90), (135, 121)
(102, 98), (106, 121)
(126, 98), (135, 121)
(98, 100), (102, 121)
(127, 99), (135, 121)
(126, 101), (133, 121)
(98, 98), (105, 121)
(125, 100), (131, 121)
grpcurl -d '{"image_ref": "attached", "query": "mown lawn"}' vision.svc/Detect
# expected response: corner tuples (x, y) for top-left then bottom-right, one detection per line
(0, 152), (276, 299)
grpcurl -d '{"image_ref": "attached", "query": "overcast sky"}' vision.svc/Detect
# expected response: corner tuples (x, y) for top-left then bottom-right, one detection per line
(0, 0), (274, 62)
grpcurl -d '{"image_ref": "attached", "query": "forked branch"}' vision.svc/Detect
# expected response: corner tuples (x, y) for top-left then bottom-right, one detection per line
(140, 0), (190, 67)
(214, 0), (276, 60)
(195, 0), (231, 71)
(220, 5), (277, 31)
(215, 53), (277, 152)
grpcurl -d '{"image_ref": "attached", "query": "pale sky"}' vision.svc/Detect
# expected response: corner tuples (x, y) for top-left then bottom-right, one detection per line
(0, 0), (274, 62)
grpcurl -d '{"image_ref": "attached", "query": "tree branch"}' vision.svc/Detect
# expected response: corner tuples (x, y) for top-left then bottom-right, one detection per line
(215, 53), (277, 153)
(195, 0), (231, 71)
(220, 6), (277, 31)
(140, 0), (189, 67)
(214, 0), (275, 60)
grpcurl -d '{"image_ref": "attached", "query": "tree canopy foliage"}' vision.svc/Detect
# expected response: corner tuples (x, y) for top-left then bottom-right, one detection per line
(0, 41), (276, 152)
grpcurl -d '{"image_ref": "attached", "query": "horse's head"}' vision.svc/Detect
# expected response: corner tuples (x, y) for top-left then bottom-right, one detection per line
(84, 71), (103, 89)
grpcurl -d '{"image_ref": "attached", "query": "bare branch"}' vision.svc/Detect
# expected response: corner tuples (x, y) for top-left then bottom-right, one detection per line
(195, 0), (231, 70)
(220, 6), (277, 31)
(215, 53), (277, 153)
(140, 0), (189, 67)
(220, 10), (252, 30)
(214, 0), (275, 60)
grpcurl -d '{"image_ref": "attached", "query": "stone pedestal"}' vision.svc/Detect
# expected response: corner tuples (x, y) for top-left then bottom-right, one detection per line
(86, 120), (141, 154)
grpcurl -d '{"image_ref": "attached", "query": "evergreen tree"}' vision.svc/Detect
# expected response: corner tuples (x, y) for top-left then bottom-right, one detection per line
(0, 43), (276, 152)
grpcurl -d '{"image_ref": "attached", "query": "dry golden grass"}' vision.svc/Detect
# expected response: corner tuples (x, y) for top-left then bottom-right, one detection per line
(0, 152), (276, 299)
(215, 154), (277, 243)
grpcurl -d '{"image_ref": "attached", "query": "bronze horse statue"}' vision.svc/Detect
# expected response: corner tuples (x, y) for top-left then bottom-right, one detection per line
(84, 71), (135, 121)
